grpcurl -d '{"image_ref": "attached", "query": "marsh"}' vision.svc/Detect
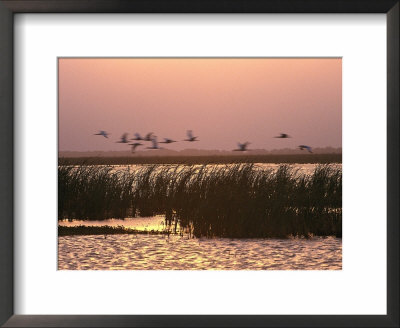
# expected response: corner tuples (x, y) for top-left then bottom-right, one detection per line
(58, 163), (342, 270)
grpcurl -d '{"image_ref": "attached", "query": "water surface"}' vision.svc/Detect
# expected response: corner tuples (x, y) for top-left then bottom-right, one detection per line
(109, 163), (341, 175)
(58, 234), (341, 270)
(59, 216), (165, 232)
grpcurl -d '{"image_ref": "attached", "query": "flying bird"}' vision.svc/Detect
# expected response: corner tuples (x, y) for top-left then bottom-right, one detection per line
(116, 133), (129, 143)
(184, 130), (199, 142)
(128, 142), (143, 153)
(160, 138), (177, 144)
(143, 132), (154, 141)
(298, 145), (313, 153)
(131, 133), (143, 141)
(94, 130), (109, 138)
(146, 136), (162, 149)
(274, 133), (291, 138)
(233, 142), (251, 151)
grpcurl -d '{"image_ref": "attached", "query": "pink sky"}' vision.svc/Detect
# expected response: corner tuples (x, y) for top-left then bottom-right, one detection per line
(58, 58), (341, 152)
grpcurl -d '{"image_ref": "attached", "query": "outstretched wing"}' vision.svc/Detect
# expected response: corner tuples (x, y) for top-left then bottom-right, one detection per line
(187, 130), (193, 138)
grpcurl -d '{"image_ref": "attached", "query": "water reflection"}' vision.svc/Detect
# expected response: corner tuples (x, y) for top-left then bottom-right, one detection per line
(59, 216), (166, 232)
(58, 234), (342, 270)
(109, 163), (341, 176)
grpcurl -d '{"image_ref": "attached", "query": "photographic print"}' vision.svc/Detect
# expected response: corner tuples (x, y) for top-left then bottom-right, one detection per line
(58, 58), (342, 270)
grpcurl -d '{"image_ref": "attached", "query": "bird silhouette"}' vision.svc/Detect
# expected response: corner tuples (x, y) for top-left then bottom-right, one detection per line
(116, 133), (129, 143)
(94, 130), (109, 138)
(233, 142), (251, 151)
(274, 133), (291, 138)
(128, 142), (143, 153)
(160, 138), (177, 144)
(143, 132), (154, 141)
(146, 136), (162, 149)
(184, 130), (198, 142)
(131, 133), (142, 141)
(298, 145), (313, 153)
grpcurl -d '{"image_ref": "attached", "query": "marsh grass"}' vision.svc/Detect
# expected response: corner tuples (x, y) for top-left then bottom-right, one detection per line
(58, 165), (135, 220)
(58, 164), (341, 238)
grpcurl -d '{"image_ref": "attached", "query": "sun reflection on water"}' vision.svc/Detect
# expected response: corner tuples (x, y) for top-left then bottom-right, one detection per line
(58, 234), (341, 270)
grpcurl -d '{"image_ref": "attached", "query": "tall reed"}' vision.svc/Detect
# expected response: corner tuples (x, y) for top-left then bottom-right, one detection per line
(58, 164), (342, 238)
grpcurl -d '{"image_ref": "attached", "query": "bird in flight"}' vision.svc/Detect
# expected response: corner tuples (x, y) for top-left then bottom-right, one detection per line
(184, 130), (199, 142)
(159, 138), (177, 144)
(233, 142), (251, 151)
(128, 142), (143, 153)
(131, 133), (143, 141)
(94, 130), (109, 138)
(116, 133), (129, 143)
(274, 133), (291, 138)
(146, 136), (162, 149)
(298, 145), (313, 153)
(143, 132), (154, 141)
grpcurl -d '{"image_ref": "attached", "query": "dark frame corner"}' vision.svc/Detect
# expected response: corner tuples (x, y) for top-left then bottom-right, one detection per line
(0, 1), (398, 327)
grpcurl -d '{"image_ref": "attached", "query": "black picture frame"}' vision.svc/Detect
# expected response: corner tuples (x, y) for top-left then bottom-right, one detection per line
(0, 1), (398, 327)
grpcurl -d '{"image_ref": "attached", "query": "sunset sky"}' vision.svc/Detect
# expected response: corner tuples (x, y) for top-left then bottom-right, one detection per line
(58, 58), (341, 152)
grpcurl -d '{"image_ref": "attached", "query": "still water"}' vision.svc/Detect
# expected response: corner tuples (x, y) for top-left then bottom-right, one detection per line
(59, 216), (166, 232)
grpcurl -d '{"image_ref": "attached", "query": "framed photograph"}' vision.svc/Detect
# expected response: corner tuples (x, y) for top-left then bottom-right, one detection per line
(0, 0), (398, 327)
